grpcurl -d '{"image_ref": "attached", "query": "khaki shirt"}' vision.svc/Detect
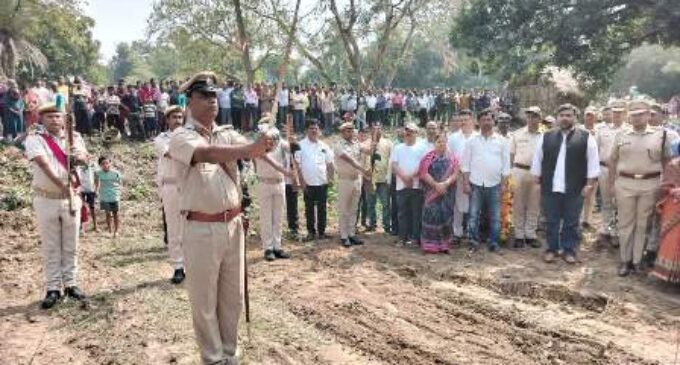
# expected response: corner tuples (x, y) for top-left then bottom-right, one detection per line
(169, 120), (247, 214)
(25, 130), (87, 193)
(361, 138), (393, 183)
(255, 141), (288, 181)
(334, 138), (362, 180)
(596, 124), (625, 166)
(510, 126), (541, 166)
(154, 130), (179, 187)
(611, 126), (668, 188)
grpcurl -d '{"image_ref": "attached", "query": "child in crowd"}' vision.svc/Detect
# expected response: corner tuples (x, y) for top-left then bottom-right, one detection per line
(95, 156), (122, 238)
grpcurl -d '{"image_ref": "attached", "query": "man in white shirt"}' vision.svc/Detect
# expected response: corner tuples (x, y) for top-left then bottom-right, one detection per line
(366, 91), (377, 126)
(295, 120), (335, 241)
(531, 104), (600, 264)
(391, 122), (428, 246)
(461, 109), (511, 252)
(447, 110), (478, 241)
(217, 81), (233, 126)
(277, 84), (290, 126)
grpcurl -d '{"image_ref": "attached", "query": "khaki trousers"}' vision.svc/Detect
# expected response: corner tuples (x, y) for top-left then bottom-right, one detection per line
(33, 196), (81, 291)
(182, 217), (243, 365)
(453, 182), (469, 237)
(161, 184), (183, 269)
(511, 168), (541, 239)
(581, 188), (596, 225)
(615, 180), (658, 264)
(598, 167), (617, 236)
(256, 182), (285, 251)
(337, 178), (362, 239)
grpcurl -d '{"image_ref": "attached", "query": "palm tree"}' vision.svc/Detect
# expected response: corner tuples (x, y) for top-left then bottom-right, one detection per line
(0, 0), (47, 79)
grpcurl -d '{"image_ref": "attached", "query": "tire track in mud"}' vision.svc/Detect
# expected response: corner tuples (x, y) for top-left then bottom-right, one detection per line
(271, 246), (657, 365)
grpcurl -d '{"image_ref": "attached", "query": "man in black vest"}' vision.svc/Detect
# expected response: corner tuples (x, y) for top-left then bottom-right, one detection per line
(530, 104), (600, 264)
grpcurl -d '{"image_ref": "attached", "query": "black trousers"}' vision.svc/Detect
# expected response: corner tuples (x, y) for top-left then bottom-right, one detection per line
(304, 185), (328, 236)
(75, 108), (91, 135)
(396, 188), (424, 242)
(231, 108), (243, 130)
(390, 175), (399, 234)
(285, 184), (299, 233)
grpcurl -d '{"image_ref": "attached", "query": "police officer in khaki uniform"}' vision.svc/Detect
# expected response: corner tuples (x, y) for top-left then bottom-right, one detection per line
(510, 106), (542, 248)
(596, 99), (627, 245)
(168, 72), (270, 365)
(254, 120), (292, 261)
(25, 103), (89, 309)
(580, 106), (600, 229)
(334, 121), (372, 247)
(609, 100), (669, 277)
(154, 105), (185, 284)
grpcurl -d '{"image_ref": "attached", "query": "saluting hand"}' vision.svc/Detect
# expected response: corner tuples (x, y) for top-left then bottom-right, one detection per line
(249, 135), (273, 158)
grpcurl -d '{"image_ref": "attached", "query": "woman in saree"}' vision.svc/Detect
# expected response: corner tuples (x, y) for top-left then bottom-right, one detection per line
(418, 133), (459, 254)
(652, 140), (680, 283)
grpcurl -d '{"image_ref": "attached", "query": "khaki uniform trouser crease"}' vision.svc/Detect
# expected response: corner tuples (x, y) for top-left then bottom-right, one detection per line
(182, 216), (244, 365)
(34, 195), (82, 291)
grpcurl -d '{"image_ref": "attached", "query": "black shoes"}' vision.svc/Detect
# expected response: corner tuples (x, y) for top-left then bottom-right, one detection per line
(318, 233), (331, 240)
(274, 249), (290, 259)
(349, 236), (363, 246)
(525, 238), (542, 248)
(171, 268), (186, 284)
(303, 233), (317, 242)
(65, 286), (87, 301)
(342, 236), (364, 247)
(42, 287), (87, 310)
(265, 249), (291, 261)
(41, 290), (61, 309)
(618, 262), (631, 277)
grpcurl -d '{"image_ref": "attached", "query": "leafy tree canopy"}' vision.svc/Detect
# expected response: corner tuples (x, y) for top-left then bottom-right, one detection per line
(450, 0), (680, 93)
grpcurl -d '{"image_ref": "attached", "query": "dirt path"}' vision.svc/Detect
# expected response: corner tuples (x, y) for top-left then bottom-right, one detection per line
(1, 141), (679, 364)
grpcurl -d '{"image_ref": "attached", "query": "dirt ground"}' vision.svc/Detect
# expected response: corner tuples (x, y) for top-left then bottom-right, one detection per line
(1, 139), (679, 365)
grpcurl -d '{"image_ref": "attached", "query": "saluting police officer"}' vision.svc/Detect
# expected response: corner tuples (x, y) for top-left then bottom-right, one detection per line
(609, 100), (670, 277)
(254, 119), (292, 261)
(25, 103), (89, 309)
(334, 121), (372, 247)
(510, 106), (543, 248)
(168, 72), (270, 365)
(153, 105), (185, 284)
(596, 99), (627, 246)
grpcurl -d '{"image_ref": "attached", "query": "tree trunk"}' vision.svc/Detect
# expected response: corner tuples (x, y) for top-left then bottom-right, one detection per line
(270, 0), (302, 124)
(329, 0), (363, 88)
(233, 0), (254, 86)
(385, 19), (417, 86)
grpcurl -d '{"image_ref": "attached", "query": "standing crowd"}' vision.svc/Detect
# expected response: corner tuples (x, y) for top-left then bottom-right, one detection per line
(11, 70), (680, 365)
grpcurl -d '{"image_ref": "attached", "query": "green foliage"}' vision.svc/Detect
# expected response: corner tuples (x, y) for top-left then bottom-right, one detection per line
(0, 188), (29, 211)
(611, 44), (680, 100)
(24, 1), (100, 79)
(451, 0), (680, 93)
(1, 0), (100, 82)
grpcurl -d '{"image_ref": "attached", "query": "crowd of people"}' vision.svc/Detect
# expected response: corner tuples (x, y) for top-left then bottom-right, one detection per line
(9, 70), (680, 364)
(1, 76), (518, 141)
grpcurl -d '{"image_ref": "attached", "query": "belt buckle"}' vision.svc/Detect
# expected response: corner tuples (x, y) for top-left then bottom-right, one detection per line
(223, 211), (230, 222)
(634, 173), (643, 179)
